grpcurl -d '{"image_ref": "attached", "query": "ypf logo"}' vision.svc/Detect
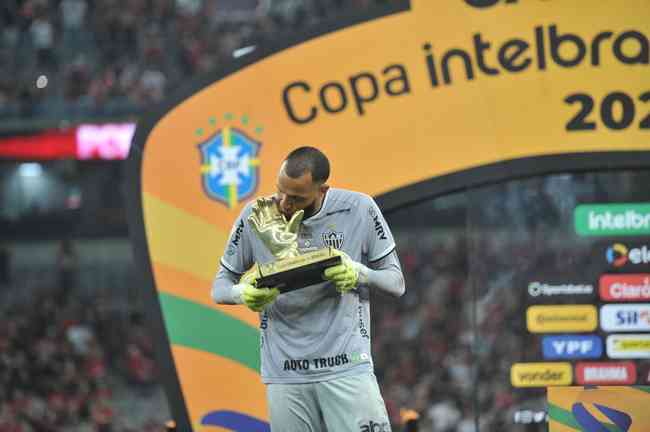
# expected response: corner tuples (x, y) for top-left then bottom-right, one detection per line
(464, 0), (517, 8)
(606, 243), (629, 267)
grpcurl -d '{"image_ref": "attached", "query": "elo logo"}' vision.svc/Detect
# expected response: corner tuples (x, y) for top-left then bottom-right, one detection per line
(542, 335), (602, 360)
(464, 0), (517, 7)
(606, 243), (629, 266)
(606, 243), (650, 267)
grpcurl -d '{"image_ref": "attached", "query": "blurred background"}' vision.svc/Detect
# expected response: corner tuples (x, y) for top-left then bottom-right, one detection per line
(1, 1), (649, 431)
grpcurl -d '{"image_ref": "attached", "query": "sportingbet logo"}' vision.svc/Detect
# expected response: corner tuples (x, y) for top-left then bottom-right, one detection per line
(575, 203), (650, 236)
(606, 243), (650, 267)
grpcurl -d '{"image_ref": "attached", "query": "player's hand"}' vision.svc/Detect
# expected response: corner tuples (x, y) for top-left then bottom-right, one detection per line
(247, 197), (303, 259)
(233, 264), (279, 312)
(240, 285), (279, 312)
(323, 250), (363, 294)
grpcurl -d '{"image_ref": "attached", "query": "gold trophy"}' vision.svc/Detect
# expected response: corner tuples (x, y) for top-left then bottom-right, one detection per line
(243, 197), (341, 293)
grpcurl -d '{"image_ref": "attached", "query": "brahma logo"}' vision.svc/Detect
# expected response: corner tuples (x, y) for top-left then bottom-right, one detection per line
(575, 362), (637, 385)
(198, 115), (263, 208)
(606, 243), (650, 267)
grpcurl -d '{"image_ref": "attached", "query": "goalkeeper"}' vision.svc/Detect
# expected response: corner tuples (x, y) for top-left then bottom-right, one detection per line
(212, 146), (405, 432)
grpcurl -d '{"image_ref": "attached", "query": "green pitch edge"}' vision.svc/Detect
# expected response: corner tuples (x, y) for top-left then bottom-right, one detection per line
(159, 292), (260, 373)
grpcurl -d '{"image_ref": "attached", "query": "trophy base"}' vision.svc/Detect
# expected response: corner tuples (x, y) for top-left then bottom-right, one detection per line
(256, 248), (342, 293)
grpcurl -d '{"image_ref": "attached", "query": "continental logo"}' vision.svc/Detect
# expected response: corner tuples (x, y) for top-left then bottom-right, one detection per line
(607, 334), (650, 359)
(526, 305), (597, 333)
(510, 362), (572, 387)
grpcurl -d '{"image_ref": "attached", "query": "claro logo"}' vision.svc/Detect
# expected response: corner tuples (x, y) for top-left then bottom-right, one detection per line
(600, 274), (650, 301)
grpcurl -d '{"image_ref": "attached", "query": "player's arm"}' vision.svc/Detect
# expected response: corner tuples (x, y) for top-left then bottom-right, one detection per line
(324, 249), (405, 298)
(364, 249), (405, 297)
(211, 207), (279, 311)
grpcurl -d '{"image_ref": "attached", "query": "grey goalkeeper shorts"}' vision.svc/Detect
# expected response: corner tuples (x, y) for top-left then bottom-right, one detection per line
(266, 372), (391, 432)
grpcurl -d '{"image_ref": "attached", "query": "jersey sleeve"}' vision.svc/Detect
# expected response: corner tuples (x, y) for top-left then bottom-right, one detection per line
(364, 196), (396, 262)
(220, 207), (254, 275)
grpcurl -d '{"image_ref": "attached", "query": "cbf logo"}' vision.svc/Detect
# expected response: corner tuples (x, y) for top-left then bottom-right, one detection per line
(197, 114), (263, 209)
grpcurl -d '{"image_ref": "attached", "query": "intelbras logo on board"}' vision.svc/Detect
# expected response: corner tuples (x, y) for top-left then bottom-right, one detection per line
(575, 203), (650, 236)
(606, 243), (650, 268)
(527, 305), (598, 333)
(528, 281), (594, 298)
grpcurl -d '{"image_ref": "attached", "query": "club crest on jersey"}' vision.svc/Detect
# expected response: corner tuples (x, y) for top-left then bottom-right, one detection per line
(322, 230), (344, 249)
(198, 124), (261, 209)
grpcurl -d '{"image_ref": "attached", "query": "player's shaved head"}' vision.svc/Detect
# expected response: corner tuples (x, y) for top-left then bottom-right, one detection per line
(284, 146), (330, 184)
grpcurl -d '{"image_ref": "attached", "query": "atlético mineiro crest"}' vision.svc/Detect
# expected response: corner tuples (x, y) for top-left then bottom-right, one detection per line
(198, 124), (261, 209)
(322, 230), (344, 249)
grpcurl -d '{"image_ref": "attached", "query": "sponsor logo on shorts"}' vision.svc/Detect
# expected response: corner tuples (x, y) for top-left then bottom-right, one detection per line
(510, 362), (572, 387)
(526, 305), (597, 333)
(600, 274), (650, 301)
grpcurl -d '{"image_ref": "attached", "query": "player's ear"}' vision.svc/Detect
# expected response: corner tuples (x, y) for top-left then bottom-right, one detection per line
(319, 184), (330, 195)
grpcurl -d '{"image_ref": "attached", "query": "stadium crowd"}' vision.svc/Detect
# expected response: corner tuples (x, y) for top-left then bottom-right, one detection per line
(0, 0), (396, 122)
(0, 240), (164, 432)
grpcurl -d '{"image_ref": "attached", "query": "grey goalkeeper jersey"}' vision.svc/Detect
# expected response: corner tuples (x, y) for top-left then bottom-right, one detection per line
(219, 188), (399, 384)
